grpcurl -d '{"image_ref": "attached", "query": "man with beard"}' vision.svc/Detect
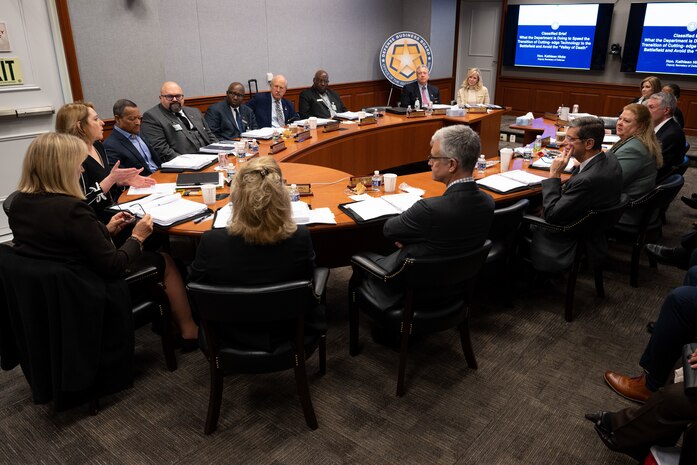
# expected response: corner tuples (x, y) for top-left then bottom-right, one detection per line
(141, 81), (217, 161)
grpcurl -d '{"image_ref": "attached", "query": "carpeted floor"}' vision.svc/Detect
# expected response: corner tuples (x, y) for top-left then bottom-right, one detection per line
(1, 124), (696, 464)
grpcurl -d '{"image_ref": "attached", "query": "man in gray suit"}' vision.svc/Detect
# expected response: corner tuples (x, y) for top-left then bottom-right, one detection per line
(204, 82), (258, 140)
(531, 117), (623, 272)
(141, 81), (217, 161)
(352, 125), (495, 308)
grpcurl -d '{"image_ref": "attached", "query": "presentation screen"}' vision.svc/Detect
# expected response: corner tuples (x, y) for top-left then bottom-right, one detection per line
(502, 4), (614, 71)
(621, 3), (697, 76)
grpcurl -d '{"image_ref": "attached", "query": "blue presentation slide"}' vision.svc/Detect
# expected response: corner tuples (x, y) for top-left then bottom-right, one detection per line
(515, 25), (596, 69)
(636, 3), (697, 75)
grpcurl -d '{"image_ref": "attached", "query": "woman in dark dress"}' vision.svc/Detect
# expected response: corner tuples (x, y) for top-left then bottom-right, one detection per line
(190, 156), (325, 350)
(55, 102), (198, 345)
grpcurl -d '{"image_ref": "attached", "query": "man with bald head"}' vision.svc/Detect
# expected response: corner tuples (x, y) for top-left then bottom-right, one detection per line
(247, 74), (298, 128)
(205, 82), (258, 140)
(141, 81), (217, 161)
(298, 70), (347, 119)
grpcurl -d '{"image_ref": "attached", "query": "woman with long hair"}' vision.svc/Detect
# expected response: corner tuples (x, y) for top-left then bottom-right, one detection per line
(456, 68), (490, 106)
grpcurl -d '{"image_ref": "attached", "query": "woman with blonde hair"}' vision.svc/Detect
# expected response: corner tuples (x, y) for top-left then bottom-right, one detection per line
(55, 101), (154, 219)
(456, 68), (490, 106)
(190, 156), (324, 350)
(609, 103), (663, 225)
(632, 76), (662, 105)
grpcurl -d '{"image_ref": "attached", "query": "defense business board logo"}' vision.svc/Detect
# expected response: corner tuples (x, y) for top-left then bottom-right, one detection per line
(380, 31), (433, 87)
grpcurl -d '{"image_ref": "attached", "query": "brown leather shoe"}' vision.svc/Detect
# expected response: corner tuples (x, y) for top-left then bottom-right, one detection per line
(603, 371), (651, 403)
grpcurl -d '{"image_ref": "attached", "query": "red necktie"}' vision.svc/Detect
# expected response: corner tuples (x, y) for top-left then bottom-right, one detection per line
(421, 86), (430, 106)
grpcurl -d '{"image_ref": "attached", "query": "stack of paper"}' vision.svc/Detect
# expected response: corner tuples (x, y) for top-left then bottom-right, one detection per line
(161, 154), (218, 170)
(199, 141), (237, 153)
(476, 170), (548, 194)
(241, 127), (278, 140)
(344, 193), (422, 221)
(110, 193), (207, 227)
(334, 111), (373, 120)
(212, 203), (337, 229)
(293, 118), (335, 126)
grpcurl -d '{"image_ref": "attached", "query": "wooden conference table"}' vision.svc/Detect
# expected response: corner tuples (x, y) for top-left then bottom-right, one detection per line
(134, 156), (568, 267)
(238, 108), (509, 176)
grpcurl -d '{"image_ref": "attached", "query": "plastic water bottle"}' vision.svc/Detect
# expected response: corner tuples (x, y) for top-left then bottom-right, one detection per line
(289, 184), (300, 202)
(249, 139), (259, 155)
(406, 105), (412, 117)
(533, 135), (542, 155)
(477, 155), (487, 174)
(414, 99), (421, 111)
(372, 170), (382, 192)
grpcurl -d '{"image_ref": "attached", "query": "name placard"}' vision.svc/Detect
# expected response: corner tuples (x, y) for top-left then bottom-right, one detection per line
(323, 121), (341, 133)
(270, 140), (286, 154)
(294, 129), (312, 142)
(0, 58), (22, 86)
(286, 183), (313, 196)
(349, 175), (373, 188)
(406, 110), (426, 118)
(358, 116), (377, 126)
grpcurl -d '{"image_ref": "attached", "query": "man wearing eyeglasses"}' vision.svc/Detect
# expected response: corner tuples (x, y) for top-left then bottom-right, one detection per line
(141, 81), (218, 161)
(351, 125), (494, 308)
(204, 82), (258, 140)
(530, 116), (622, 272)
(298, 70), (347, 119)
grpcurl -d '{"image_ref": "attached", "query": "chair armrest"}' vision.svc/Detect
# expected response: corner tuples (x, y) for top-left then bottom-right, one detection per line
(350, 253), (390, 281)
(313, 267), (330, 300)
(523, 212), (593, 233)
(124, 265), (159, 286)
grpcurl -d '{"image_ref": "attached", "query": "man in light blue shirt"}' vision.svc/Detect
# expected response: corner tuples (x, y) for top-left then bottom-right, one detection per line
(104, 99), (162, 175)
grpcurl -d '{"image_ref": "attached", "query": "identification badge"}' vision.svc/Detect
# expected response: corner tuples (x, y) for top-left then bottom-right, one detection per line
(172, 123), (183, 131)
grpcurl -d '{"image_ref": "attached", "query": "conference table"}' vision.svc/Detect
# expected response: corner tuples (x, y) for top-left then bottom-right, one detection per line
(131, 154), (569, 267)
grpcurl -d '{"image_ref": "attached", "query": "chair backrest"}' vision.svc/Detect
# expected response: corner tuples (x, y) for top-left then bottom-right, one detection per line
(186, 280), (318, 325)
(490, 199), (530, 242)
(599, 116), (618, 133)
(587, 193), (630, 233)
(2, 191), (17, 216)
(629, 174), (684, 229)
(391, 240), (492, 305)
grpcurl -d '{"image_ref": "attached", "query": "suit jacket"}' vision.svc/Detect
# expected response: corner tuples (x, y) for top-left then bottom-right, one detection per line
(456, 86), (490, 105)
(103, 129), (162, 176)
(656, 117), (687, 177)
(532, 152), (623, 272)
(246, 92), (299, 128)
(141, 104), (217, 162)
(204, 100), (258, 140)
(607, 136), (656, 200)
(399, 82), (441, 108)
(298, 88), (347, 119)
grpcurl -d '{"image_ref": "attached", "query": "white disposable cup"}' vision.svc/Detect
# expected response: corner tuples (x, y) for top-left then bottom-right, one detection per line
(556, 131), (566, 144)
(500, 148), (513, 172)
(559, 106), (570, 121)
(201, 184), (216, 206)
(383, 173), (397, 193)
(308, 117), (318, 130)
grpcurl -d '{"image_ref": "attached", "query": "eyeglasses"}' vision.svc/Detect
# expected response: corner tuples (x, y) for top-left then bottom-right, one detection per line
(160, 94), (184, 101)
(427, 155), (452, 162)
(114, 203), (146, 218)
(565, 135), (587, 142)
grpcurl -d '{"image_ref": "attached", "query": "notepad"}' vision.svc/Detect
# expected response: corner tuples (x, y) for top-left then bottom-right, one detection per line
(175, 172), (222, 188)
(110, 193), (208, 227)
(240, 127), (278, 139)
(530, 156), (576, 173)
(342, 193), (422, 221)
(198, 141), (238, 153)
(160, 154), (218, 170)
(476, 170), (548, 194)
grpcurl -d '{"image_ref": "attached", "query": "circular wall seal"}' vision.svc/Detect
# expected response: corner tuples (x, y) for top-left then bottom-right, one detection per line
(380, 31), (433, 88)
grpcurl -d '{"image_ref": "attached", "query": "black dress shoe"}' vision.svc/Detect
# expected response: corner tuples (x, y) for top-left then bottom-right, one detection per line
(691, 193), (697, 199)
(584, 411), (612, 434)
(645, 244), (689, 269)
(682, 196), (697, 209)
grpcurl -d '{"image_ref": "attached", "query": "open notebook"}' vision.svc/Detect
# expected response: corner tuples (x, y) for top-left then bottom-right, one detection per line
(109, 193), (208, 227)
(476, 170), (548, 194)
(212, 202), (336, 229)
(340, 193), (422, 222)
(160, 154), (218, 171)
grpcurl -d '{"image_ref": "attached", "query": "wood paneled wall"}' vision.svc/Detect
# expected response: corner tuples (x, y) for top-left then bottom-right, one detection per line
(101, 78), (454, 138)
(497, 77), (697, 136)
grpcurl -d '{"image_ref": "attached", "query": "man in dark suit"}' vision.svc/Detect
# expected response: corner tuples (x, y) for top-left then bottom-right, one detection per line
(530, 117), (623, 272)
(141, 81), (217, 161)
(662, 83), (685, 128)
(246, 74), (298, 128)
(352, 125), (494, 308)
(647, 91), (686, 178)
(103, 99), (161, 175)
(298, 70), (347, 119)
(204, 82), (258, 140)
(399, 65), (440, 108)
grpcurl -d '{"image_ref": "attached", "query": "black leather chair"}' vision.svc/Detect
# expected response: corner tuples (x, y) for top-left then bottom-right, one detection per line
(0, 244), (135, 413)
(348, 241), (491, 397)
(657, 155), (689, 185)
(611, 175), (684, 287)
(523, 195), (629, 321)
(3, 190), (177, 372)
(484, 199), (530, 305)
(186, 268), (329, 435)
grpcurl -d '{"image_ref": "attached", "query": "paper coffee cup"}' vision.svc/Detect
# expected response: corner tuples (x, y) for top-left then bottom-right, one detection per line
(201, 184), (217, 206)
(556, 131), (566, 144)
(308, 117), (318, 130)
(383, 173), (397, 193)
(500, 148), (513, 172)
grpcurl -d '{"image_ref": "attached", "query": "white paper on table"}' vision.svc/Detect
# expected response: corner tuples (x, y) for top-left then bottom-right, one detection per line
(293, 118), (335, 126)
(127, 183), (176, 196)
(213, 204), (232, 229)
(380, 193), (422, 212)
(240, 127), (278, 139)
(291, 201), (311, 224)
(160, 154), (218, 170)
(334, 111), (373, 120)
(349, 193), (373, 202)
(296, 208), (337, 225)
(398, 183), (425, 197)
(345, 197), (402, 221)
(603, 134), (620, 143)
(431, 104), (452, 109)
